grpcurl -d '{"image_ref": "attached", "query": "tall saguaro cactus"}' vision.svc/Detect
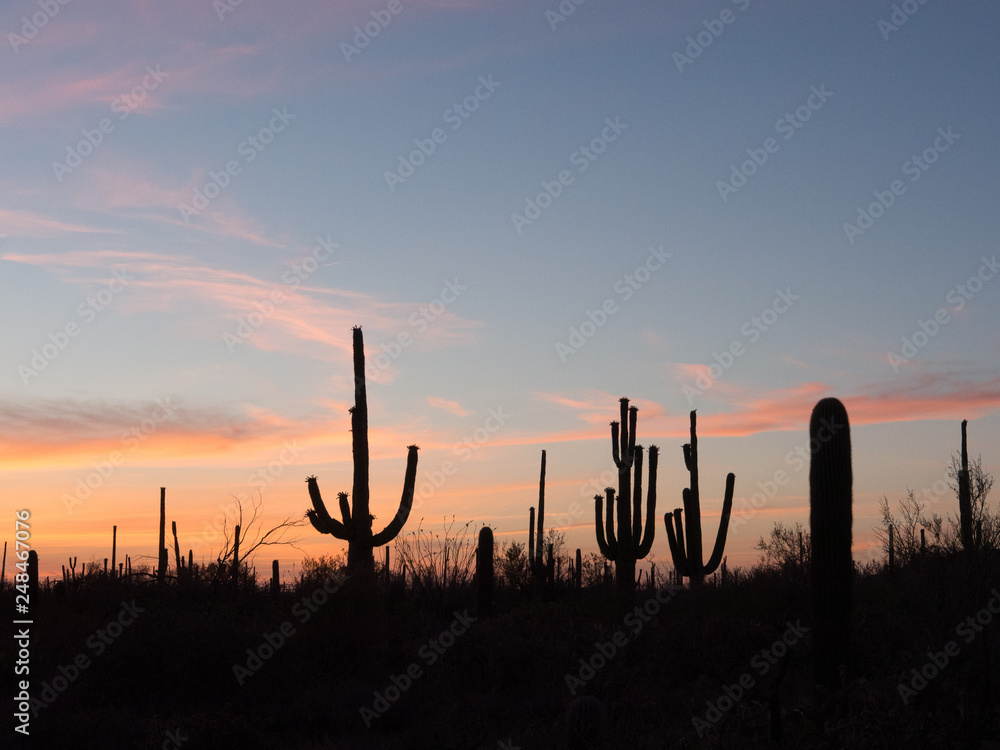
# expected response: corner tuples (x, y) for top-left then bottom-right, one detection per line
(664, 410), (735, 589)
(306, 327), (419, 583)
(595, 397), (657, 605)
(808, 397), (853, 693)
(958, 419), (974, 551)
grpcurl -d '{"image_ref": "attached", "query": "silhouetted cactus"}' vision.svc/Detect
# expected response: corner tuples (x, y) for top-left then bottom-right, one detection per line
(111, 525), (117, 581)
(574, 548), (582, 589)
(958, 419), (974, 551)
(27, 550), (38, 602)
(595, 397), (657, 605)
(477, 526), (494, 617)
(158, 487), (167, 584)
(808, 397), (853, 693)
(664, 410), (735, 588)
(306, 327), (419, 584)
(271, 559), (280, 596)
(232, 524), (241, 590)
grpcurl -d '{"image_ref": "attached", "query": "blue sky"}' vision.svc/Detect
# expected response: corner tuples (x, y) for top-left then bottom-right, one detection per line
(2, 0), (998, 579)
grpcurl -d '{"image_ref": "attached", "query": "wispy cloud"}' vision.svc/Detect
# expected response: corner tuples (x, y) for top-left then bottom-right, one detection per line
(426, 397), (473, 417)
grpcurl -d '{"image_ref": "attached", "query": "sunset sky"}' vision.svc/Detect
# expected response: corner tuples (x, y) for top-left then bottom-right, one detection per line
(2, 1), (998, 582)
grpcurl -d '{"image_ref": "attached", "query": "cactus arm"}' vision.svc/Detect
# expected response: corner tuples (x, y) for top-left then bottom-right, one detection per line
(595, 494), (614, 557)
(604, 487), (618, 553)
(305, 477), (349, 538)
(371, 445), (420, 546)
(626, 404), (637, 458)
(702, 472), (735, 575)
(528, 506), (535, 569)
(664, 508), (689, 576)
(338, 492), (351, 525)
(595, 490), (618, 558)
(636, 446), (658, 558)
(632, 446), (644, 544)
(611, 420), (621, 467)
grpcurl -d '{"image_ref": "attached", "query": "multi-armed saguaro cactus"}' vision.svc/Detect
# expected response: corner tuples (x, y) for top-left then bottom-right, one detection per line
(664, 410), (735, 589)
(808, 397), (853, 694)
(595, 397), (657, 605)
(306, 327), (419, 584)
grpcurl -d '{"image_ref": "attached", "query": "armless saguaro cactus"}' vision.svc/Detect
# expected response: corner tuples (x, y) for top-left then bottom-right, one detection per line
(595, 397), (657, 605)
(809, 397), (853, 693)
(306, 327), (419, 585)
(476, 526), (494, 617)
(664, 410), (735, 589)
(958, 419), (974, 551)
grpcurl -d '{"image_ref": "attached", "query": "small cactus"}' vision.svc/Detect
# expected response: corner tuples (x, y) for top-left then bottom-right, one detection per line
(477, 526), (494, 617)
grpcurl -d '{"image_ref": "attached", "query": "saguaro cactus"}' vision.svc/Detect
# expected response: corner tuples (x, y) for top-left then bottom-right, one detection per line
(664, 410), (735, 589)
(158, 487), (167, 584)
(27, 550), (38, 603)
(595, 397), (657, 605)
(808, 397), (853, 693)
(306, 327), (419, 583)
(958, 419), (974, 551)
(477, 526), (494, 617)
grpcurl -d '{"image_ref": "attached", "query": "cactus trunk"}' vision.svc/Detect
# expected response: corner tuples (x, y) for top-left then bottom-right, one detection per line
(664, 410), (735, 589)
(809, 397), (853, 694)
(958, 419), (974, 551)
(306, 327), (419, 591)
(477, 526), (494, 617)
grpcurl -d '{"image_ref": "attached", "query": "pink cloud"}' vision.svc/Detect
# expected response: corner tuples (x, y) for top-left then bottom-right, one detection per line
(426, 397), (473, 417)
